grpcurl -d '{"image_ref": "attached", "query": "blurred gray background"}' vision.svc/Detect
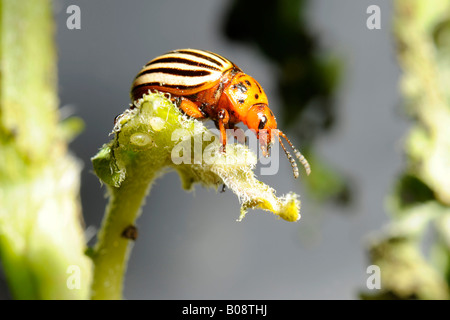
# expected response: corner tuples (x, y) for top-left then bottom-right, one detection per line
(49, 0), (403, 299)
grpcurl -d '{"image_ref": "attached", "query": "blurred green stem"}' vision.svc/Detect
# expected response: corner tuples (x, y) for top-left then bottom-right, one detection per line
(0, 0), (92, 299)
(362, 0), (450, 300)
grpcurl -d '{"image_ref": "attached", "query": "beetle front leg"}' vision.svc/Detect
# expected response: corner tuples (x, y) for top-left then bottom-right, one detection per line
(227, 123), (247, 145)
(174, 97), (207, 119)
(217, 109), (230, 153)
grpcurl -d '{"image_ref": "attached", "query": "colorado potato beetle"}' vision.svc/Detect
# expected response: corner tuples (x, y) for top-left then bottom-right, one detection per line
(131, 49), (310, 178)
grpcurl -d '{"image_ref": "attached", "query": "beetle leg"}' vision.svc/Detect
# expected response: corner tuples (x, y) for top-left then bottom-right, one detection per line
(175, 97), (207, 119)
(227, 123), (246, 145)
(217, 109), (230, 153)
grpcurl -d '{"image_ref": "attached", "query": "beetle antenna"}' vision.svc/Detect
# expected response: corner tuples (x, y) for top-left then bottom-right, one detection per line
(278, 136), (299, 179)
(278, 131), (311, 176)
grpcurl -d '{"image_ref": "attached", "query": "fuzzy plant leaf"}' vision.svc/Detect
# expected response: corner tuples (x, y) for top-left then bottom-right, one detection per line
(93, 92), (302, 222)
(90, 92), (303, 299)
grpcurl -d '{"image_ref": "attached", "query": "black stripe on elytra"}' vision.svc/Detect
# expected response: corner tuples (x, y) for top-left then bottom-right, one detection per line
(138, 67), (211, 78)
(175, 50), (224, 68)
(132, 82), (205, 91)
(205, 50), (230, 65)
(146, 57), (221, 71)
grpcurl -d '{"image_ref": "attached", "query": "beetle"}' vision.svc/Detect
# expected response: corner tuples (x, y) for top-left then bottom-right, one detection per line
(131, 48), (310, 178)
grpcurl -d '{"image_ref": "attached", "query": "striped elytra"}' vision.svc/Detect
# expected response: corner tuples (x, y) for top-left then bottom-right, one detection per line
(130, 49), (311, 178)
(131, 49), (237, 100)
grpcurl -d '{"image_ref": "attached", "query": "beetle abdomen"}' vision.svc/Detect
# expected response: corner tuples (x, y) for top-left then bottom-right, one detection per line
(131, 49), (237, 101)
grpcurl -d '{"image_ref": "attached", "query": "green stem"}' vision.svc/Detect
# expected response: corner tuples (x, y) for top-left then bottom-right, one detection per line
(89, 93), (303, 299)
(90, 164), (158, 299)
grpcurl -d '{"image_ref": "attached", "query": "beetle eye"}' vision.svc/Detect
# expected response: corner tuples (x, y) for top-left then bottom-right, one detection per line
(258, 115), (267, 130)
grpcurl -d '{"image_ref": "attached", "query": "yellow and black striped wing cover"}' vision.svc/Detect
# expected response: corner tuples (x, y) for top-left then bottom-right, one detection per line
(131, 49), (238, 100)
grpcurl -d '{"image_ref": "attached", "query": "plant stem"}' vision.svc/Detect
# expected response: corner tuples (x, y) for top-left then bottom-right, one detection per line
(90, 93), (303, 299)
(90, 168), (157, 300)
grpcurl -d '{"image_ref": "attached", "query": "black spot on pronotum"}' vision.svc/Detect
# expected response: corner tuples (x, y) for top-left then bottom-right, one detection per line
(122, 225), (138, 241)
(232, 81), (247, 94)
(255, 94), (259, 99)
(236, 82), (247, 93)
(258, 115), (268, 130)
(255, 82), (262, 93)
(238, 99), (245, 104)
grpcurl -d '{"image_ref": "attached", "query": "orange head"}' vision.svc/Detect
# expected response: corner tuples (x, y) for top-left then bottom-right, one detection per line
(223, 73), (275, 153)
(246, 104), (278, 157)
(246, 104), (311, 178)
(224, 72), (311, 178)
